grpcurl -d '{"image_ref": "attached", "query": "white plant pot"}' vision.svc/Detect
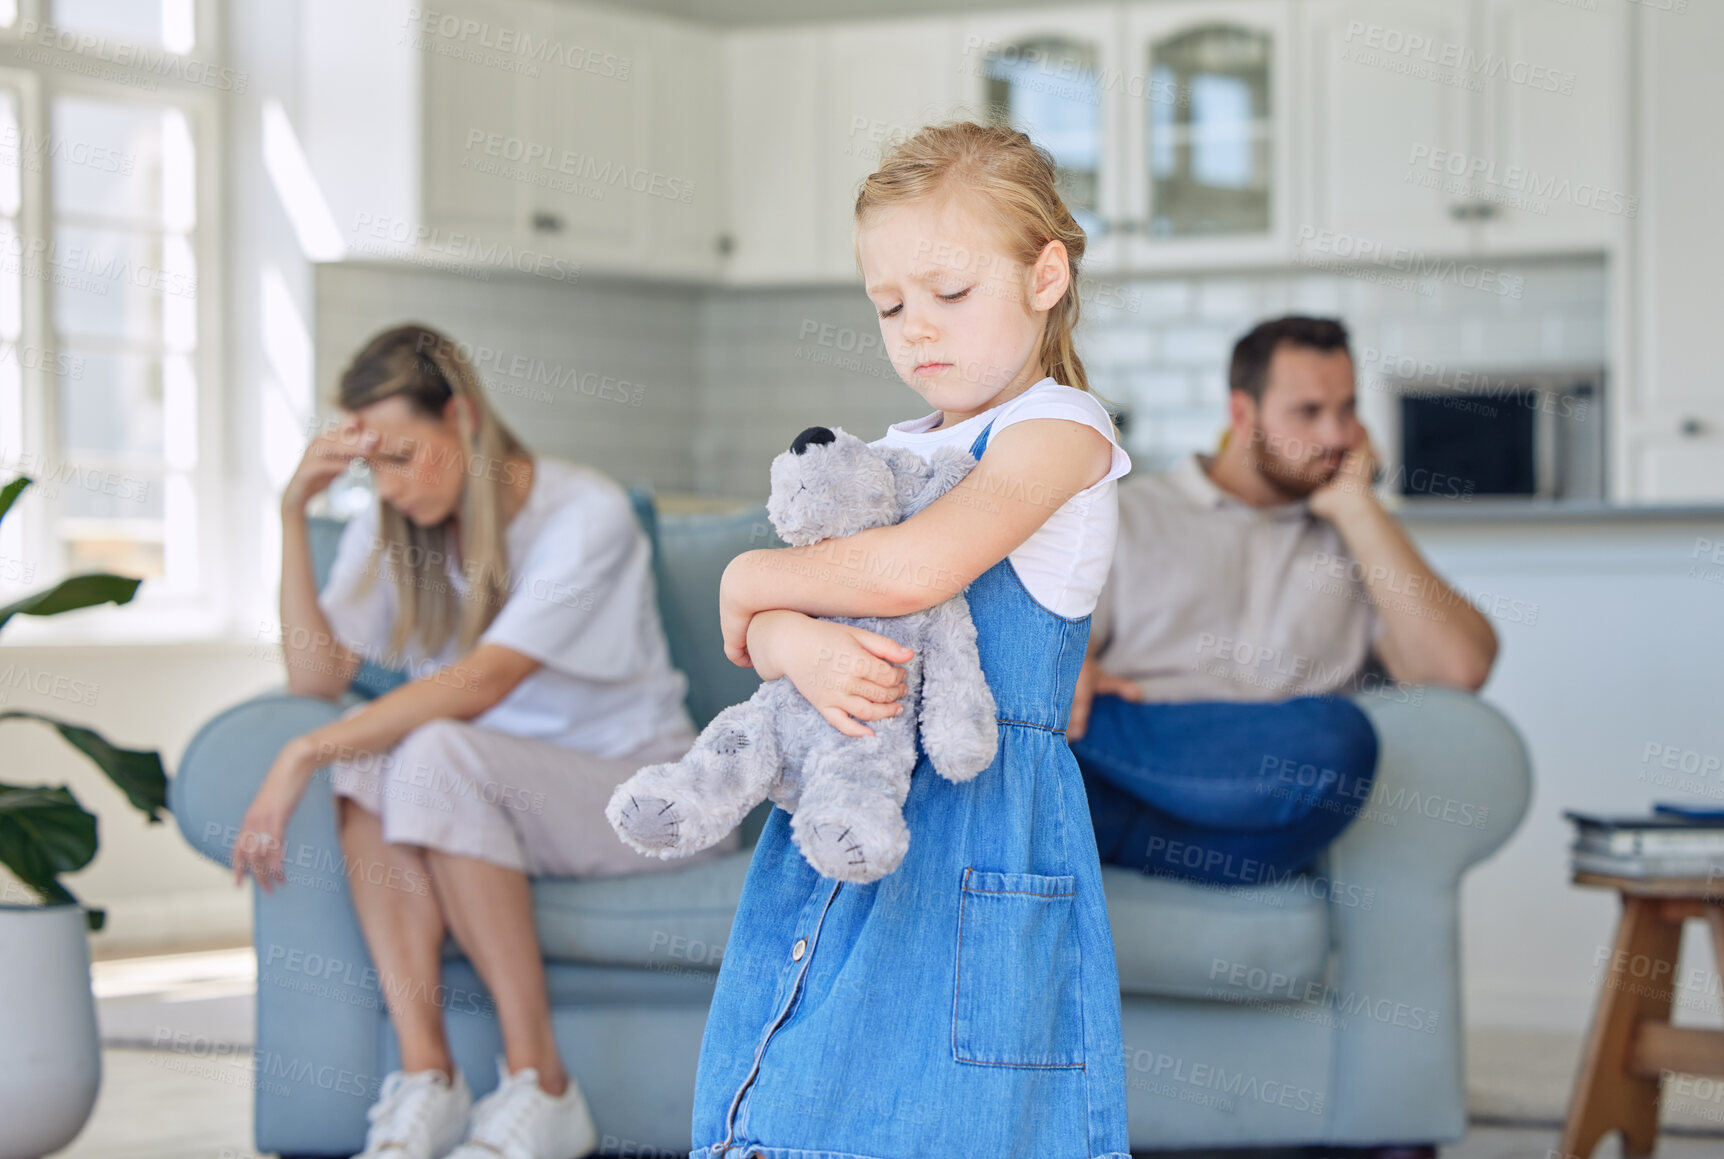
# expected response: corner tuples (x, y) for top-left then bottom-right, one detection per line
(0, 903), (101, 1159)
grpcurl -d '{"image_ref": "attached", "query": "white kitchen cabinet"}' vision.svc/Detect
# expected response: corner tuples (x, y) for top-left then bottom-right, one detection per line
(1624, 0), (1724, 503)
(1303, 0), (1627, 259)
(420, 0), (523, 239)
(1473, 0), (1631, 256)
(306, 0), (723, 283)
(1120, 0), (1294, 269)
(721, 26), (824, 284)
(515, 4), (652, 264)
(815, 16), (968, 280)
(720, 15), (966, 286)
(1301, 0), (1476, 256)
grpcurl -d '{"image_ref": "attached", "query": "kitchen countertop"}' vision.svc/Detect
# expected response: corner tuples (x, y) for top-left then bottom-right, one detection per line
(1387, 499), (1724, 523)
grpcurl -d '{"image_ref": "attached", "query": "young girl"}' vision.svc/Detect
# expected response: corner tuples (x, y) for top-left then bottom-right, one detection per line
(692, 122), (1134, 1159)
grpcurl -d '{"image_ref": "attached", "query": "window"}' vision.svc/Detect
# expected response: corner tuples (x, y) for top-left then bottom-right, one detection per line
(0, 0), (222, 635)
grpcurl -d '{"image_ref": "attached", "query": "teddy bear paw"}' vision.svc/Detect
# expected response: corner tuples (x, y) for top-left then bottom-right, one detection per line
(614, 793), (685, 854)
(795, 811), (908, 884)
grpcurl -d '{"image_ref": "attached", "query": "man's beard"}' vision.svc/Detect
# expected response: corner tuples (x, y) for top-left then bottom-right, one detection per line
(1246, 426), (1341, 500)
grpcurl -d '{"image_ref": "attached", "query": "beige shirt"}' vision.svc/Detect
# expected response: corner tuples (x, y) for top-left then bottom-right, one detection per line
(1091, 453), (1384, 702)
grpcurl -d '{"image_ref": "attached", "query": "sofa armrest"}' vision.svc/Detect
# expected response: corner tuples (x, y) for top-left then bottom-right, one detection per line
(1318, 685), (1532, 1142)
(169, 692), (392, 1153)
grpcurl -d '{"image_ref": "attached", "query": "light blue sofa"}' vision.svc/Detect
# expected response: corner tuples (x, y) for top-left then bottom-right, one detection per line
(169, 490), (1531, 1158)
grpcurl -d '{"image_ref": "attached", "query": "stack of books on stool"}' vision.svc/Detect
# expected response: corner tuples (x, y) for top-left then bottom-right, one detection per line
(1566, 803), (1724, 878)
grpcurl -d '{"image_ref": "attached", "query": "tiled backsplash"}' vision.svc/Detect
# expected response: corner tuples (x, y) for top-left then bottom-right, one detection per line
(317, 255), (1607, 501)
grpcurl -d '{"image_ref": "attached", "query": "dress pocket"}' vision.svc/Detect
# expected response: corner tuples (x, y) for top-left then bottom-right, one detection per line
(951, 867), (1085, 1068)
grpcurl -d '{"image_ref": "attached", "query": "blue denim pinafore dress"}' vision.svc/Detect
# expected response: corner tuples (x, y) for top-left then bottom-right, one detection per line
(689, 419), (1131, 1159)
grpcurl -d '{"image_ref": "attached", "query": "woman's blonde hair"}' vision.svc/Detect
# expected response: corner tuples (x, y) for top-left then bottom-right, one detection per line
(852, 119), (1115, 418)
(336, 322), (528, 661)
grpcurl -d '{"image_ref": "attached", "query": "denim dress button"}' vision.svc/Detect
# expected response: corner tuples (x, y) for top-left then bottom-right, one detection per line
(791, 937), (806, 961)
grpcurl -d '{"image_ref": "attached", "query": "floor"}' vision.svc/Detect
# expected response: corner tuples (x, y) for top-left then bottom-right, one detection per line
(42, 948), (1724, 1159)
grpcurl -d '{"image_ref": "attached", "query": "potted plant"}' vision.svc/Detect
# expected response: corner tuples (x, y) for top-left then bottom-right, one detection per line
(0, 476), (169, 1159)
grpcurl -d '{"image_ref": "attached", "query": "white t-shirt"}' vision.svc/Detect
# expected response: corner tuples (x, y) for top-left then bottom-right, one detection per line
(871, 377), (1132, 619)
(318, 457), (696, 757)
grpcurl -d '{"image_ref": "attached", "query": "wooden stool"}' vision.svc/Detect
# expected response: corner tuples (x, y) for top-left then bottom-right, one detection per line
(1560, 873), (1724, 1159)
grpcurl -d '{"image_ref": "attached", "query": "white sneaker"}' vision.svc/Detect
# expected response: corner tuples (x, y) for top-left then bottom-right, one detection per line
(448, 1054), (597, 1159)
(351, 1066), (472, 1159)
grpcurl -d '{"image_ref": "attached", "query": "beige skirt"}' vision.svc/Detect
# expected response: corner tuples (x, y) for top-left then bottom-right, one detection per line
(327, 717), (741, 878)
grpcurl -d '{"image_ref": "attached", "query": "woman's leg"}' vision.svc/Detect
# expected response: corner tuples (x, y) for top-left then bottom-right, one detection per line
(334, 793), (455, 1077)
(420, 850), (568, 1095)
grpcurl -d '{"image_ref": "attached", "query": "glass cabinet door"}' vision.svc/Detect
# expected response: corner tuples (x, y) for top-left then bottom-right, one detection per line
(981, 35), (1106, 240)
(1145, 24), (1271, 238)
(1123, 0), (1290, 266)
(960, 6), (1123, 264)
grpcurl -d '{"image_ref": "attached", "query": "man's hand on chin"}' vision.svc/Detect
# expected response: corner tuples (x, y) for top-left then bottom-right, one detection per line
(1307, 437), (1381, 524)
(1068, 659), (1144, 741)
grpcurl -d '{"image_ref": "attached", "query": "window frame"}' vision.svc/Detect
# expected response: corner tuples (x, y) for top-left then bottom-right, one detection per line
(0, 0), (228, 644)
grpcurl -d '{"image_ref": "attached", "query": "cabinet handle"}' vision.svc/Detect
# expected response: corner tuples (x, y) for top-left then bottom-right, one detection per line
(1680, 416), (1705, 437)
(531, 211), (564, 233)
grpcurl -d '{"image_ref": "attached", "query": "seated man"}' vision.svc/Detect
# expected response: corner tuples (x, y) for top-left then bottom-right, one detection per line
(1070, 315), (1498, 894)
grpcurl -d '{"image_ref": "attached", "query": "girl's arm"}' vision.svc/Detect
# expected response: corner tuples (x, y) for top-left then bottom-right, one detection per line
(722, 418), (1113, 667)
(231, 644), (538, 889)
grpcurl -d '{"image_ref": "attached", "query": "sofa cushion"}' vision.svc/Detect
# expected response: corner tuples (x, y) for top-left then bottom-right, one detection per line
(527, 849), (1332, 996)
(1102, 864), (1332, 999)
(530, 849), (753, 971)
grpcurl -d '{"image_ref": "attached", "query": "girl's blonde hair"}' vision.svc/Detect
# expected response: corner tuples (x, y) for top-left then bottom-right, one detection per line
(853, 119), (1116, 418)
(336, 322), (528, 661)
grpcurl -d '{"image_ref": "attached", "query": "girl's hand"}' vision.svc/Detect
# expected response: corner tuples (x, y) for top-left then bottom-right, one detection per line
(232, 739), (317, 893)
(754, 611), (913, 738)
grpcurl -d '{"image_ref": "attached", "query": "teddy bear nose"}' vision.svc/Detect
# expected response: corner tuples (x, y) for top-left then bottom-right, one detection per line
(790, 426), (836, 455)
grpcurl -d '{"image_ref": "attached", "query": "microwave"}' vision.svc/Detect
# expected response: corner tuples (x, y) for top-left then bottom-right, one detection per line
(1388, 367), (1605, 503)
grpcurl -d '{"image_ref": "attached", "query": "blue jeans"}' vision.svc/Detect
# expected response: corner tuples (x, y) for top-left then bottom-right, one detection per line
(1068, 695), (1379, 887)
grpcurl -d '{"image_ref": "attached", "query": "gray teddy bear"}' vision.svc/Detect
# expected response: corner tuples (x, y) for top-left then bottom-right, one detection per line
(605, 424), (999, 883)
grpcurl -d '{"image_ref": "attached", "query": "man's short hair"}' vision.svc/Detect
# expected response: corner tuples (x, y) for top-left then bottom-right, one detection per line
(1228, 316), (1352, 402)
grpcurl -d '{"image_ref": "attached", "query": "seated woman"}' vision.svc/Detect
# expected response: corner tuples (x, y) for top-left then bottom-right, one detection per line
(231, 322), (735, 1159)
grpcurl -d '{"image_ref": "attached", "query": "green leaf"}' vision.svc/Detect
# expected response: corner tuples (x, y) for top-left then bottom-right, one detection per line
(0, 781), (98, 913)
(0, 476), (27, 526)
(0, 572), (142, 633)
(0, 713), (168, 821)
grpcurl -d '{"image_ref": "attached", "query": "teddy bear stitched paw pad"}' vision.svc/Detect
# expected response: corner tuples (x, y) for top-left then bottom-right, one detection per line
(609, 792), (684, 854)
(791, 803), (911, 884)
